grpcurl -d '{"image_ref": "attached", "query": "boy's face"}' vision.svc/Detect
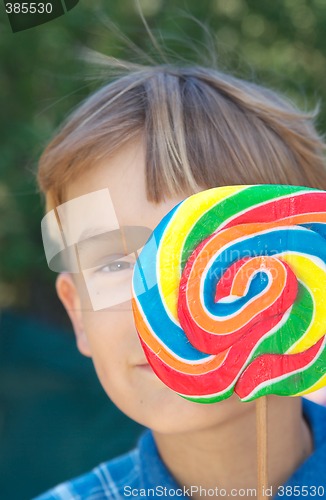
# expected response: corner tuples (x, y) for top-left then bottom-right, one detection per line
(55, 138), (255, 433)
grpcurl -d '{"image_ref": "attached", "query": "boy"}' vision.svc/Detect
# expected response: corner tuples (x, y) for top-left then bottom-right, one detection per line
(36, 63), (326, 499)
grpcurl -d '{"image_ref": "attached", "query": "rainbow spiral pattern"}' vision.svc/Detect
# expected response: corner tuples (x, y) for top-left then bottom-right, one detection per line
(132, 185), (326, 402)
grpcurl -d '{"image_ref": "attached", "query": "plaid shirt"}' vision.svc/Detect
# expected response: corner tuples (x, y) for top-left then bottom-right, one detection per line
(35, 399), (326, 499)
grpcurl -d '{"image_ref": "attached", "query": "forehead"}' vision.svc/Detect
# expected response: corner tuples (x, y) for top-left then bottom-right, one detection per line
(42, 139), (189, 278)
(64, 139), (185, 231)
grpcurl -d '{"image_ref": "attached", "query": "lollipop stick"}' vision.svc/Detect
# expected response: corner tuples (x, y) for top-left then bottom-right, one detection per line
(256, 396), (268, 499)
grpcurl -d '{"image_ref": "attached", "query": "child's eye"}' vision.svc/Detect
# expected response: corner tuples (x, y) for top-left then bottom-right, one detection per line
(99, 260), (134, 273)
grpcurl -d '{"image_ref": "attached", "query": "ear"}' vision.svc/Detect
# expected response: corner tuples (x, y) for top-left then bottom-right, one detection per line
(56, 273), (92, 358)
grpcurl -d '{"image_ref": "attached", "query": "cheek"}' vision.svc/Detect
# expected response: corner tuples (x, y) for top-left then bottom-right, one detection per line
(83, 309), (128, 351)
(76, 289), (255, 431)
(81, 308), (142, 380)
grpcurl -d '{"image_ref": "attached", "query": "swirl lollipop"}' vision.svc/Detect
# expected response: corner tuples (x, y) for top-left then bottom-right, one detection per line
(132, 185), (326, 403)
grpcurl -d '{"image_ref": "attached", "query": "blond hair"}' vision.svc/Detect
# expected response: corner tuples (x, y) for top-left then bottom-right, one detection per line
(37, 62), (326, 206)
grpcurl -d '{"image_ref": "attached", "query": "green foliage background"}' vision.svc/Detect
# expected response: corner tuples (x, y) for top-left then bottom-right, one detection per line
(1, 0), (326, 314)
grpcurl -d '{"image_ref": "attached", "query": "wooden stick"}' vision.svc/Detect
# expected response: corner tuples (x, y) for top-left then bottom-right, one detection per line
(256, 396), (268, 499)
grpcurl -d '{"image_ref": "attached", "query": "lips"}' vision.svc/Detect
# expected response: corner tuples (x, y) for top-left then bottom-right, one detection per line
(135, 361), (153, 372)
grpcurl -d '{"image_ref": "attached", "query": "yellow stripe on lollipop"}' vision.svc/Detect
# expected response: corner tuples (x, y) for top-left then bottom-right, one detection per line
(281, 253), (326, 353)
(294, 373), (326, 396)
(158, 186), (247, 321)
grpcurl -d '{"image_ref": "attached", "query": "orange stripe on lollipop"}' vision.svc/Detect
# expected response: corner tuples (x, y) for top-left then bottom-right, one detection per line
(185, 231), (288, 335)
(132, 298), (228, 374)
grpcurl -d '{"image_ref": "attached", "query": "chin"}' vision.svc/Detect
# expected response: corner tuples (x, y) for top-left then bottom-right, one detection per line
(135, 392), (238, 434)
(102, 376), (253, 435)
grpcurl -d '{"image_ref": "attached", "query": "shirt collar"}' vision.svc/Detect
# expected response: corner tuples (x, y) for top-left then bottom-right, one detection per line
(137, 398), (326, 491)
(137, 430), (186, 494)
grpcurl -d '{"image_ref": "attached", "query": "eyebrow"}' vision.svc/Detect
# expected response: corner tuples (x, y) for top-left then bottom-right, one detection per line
(76, 231), (129, 262)
(75, 226), (152, 267)
(76, 227), (118, 244)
